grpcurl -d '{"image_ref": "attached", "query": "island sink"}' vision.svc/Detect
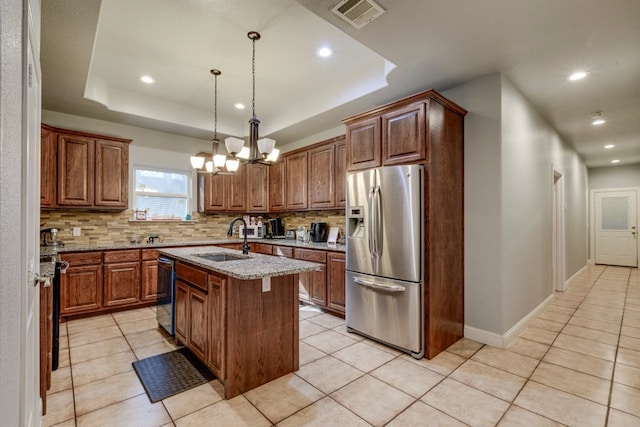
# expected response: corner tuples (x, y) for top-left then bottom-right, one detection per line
(194, 252), (249, 262)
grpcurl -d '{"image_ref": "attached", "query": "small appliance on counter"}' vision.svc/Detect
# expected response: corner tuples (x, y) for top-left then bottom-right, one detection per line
(309, 222), (328, 243)
(269, 218), (285, 238)
(285, 229), (297, 240)
(240, 224), (264, 239)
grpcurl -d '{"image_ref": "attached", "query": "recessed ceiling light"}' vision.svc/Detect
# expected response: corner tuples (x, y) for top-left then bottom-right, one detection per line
(140, 75), (155, 84)
(611, 159), (620, 164)
(590, 111), (605, 125)
(316, 47), (334, 58)
(568, 71), (588, 81)
(604, 144), (615, 149)
(592, 119), (606, 126)
(234, 103), (245, 110)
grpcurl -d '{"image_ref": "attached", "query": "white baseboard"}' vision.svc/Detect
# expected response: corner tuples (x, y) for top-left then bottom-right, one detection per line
(464, 294), (554, 348)
(564, 265), (588, 289)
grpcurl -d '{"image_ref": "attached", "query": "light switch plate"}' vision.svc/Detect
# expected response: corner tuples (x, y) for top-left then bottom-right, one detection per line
(72, 227), (81, 236)
(262, 277), (271, 292)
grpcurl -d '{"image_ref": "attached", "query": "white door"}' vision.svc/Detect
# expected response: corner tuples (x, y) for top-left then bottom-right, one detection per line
(22, 1), (42, 424)
(595, 191), (638, 267)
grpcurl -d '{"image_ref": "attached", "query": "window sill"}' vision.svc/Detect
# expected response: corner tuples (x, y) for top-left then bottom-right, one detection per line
(128, 220), (198, 223)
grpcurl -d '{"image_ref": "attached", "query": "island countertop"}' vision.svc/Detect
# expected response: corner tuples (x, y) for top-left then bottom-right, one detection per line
(159, 245), (321, 280)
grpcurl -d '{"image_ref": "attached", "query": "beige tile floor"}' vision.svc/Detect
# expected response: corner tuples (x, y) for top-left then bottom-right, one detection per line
(43, 265), (640, 426)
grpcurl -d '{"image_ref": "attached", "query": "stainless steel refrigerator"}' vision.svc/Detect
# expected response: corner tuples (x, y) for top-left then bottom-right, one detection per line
(345, 164), (424, 358)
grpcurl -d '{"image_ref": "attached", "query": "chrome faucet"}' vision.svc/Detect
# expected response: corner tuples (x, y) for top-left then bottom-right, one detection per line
(227, 217), (250, 255)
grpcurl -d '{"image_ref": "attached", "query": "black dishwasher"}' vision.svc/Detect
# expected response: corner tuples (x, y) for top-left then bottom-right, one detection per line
(156, 257), (175, 335)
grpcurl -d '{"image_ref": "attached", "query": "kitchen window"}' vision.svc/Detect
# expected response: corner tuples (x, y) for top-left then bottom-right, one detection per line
(134, 166), (191, 220)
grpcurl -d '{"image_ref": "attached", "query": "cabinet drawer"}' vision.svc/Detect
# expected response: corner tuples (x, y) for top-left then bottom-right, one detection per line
(175, 262), (208, 291)
(252, 243), (272, 255)
(60, 251), (102, 266)
(272, 246), (293, 258)
(142, 249), (160, 261)
(294, 248), (326, 264)
(103, 249), (141, 263)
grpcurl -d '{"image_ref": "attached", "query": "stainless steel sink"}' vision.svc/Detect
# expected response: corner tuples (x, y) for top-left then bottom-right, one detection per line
(195, 253), (249, 262)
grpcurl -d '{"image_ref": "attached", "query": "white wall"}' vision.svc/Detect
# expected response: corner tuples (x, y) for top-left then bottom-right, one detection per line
(0, 0), (25, 423)
(444, 73), (588, 340)
(588, 163), (640, 190)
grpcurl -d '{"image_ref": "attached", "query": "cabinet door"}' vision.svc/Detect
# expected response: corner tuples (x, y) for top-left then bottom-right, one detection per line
(141, 260), (159, 302)
(208, 274), (226, 378)
(174, 280), (189, 345)
(57, 134), (94, 207)
(298, 271), (312, 302)
(247, 163), (268, 212)
(381, 101), (427, 165)
(95, 139), (129, 208)
(202, 173), (229, 212)
(327, 252), (346, 314)
(268, 160), (286, 212)
(60, 264), (103, 314)
(334, 138), (347, 208)
(251, 243), (273, 255)
(40, 127), (57, 208)
(103, 262), (141, 307)
(308, 144), (335, 209)
(189, 286), (208, 361)
(346, 116), (380, 171)
(286, 152), (308, 210)
(228, 164), (247, 212)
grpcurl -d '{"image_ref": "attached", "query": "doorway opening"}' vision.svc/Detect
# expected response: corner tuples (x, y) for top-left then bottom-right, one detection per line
(553, 167), (566, 291)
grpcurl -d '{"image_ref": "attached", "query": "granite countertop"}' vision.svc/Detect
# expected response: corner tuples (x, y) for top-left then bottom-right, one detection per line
(160, 246), (321, 280)
(44, 238), (345, 254)
(40, 261), (55, 278)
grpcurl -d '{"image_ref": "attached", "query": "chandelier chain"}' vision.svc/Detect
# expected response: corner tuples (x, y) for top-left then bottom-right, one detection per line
(252, 36), (256, 120)
(214, 71), (218, 141)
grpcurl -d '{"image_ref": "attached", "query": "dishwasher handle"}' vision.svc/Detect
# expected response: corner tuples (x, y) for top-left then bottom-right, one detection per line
(352, 277), (405, 292)
(158, 257), (173, 266)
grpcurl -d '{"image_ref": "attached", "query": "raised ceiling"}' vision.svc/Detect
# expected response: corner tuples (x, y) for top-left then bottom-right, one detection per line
(41, 0), (640, 167)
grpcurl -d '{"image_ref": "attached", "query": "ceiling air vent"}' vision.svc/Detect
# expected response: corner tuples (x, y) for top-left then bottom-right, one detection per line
(331, 0), (385, 29)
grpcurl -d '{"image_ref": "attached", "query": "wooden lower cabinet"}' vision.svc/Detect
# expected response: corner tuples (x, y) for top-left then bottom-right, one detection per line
(39, 281), (52, 414)
(294, 248), (328, 307)
(103, 262), (140, 307)
(60, 261), (103, 315)
(207, 274), (226, 379)
(141, 260), (159, 301)
(174, 280), (189, 344)
(327, 252), (346, 314)
(188, 286), (208, 361)
(174, 262), (209, 361)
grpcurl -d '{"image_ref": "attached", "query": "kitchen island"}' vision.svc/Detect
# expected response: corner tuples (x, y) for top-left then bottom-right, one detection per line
(159, 246), (320, 399)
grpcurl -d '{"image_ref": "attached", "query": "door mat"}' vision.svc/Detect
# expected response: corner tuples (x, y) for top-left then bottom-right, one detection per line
(132, 348), (215, 402)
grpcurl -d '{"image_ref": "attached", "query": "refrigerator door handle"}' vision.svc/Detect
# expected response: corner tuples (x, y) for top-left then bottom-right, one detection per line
(368, 186), (376, 257)
(374, 185), (382, 258)
(353, 277), (406, 292)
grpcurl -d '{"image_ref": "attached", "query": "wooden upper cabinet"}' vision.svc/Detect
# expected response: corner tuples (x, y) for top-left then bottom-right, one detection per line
(308, 144), (335, 209)
(381, 101), (427, 166)
(334, 138), (347, 208)
(40, 126), (57, 208)
(95, 139), (129, 208)
(285, 152), (308, 210)
(228, 164), (247, 212)
(57, 134), (95, 207)
(345, 116), (381, 171)
(268, 160), (286, 212)
(201, 173), (229, 212)
(246, 163), (268, 212)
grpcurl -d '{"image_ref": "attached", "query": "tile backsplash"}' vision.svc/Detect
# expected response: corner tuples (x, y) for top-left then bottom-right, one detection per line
(40, 209), (345, 246)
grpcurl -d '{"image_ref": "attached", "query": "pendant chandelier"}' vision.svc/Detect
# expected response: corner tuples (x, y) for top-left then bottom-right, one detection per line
(190, 69), (233, 174)
(224, 31), (279, 166)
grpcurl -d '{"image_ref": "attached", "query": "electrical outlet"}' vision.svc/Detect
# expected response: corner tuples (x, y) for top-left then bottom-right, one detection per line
(72, 227), (81, 237)
(262, 277), (271, 293)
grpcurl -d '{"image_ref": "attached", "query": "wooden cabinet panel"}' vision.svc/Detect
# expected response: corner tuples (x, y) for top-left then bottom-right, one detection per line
(141, 260), (159, 302)
(104, 262), (140, 307)
(188, 287), (209, 361)
(228, 164), (247, 212)
(247, 164), (268, 212)
(103, 249), (140, 263)
(251, 243), (273, 255)
(176, 262), (208, 291)
(382, 101), (427, 165)
(56, 134), (95, 207)
(295, 249), (326, 305)
(208, 274), (226, 378)
(215, 243), (243, 251)
(60, 251), (102, 266)
(95, 139), (129, 208)
(141, 249), (159, 261)
(308, 144), (335, 209)
(174, 280), (189, 345)
(346, 116), (380, 171)
(272, 245), (293, 258)
(201, 173), (229, 212)
(285, 152), (308, 210)
(268, 160), (287, 212)
(60, 264), (103, 314)
(294, 248), (326, 263)
(334, 138), (347, 208)
(327, 252), (346, 314)
(40, 126), (57, 208)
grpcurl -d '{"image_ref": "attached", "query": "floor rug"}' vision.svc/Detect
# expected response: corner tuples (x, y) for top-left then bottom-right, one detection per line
(132, 348), (215, 402)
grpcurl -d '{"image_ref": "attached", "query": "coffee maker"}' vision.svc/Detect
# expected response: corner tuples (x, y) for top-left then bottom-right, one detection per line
(309, 222), (328, 243)
(269, 218), (285, 238)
